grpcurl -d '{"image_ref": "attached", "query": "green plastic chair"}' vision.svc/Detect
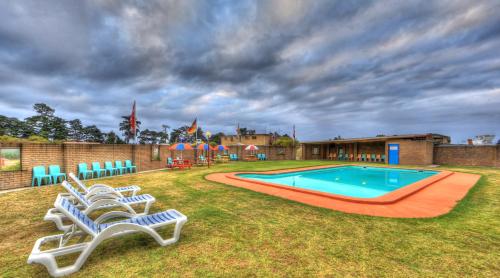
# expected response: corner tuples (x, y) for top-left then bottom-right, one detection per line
(125, 160), (137, 173)
(32, 166), (52, 187)
(92, 162), (106, 178)
(371, 154), (377, 162)
(361, 153), (366, 161)
(381, 154), (386, 162)
(104, 161), (117, 176)
(49, 165), (66, 184)
(78, 163), (93, 180)
(114, 161), (127, 175)
(167, 157), (174, 168)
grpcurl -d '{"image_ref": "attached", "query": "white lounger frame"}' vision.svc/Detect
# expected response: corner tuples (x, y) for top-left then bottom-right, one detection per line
(45, 181), (155, 231)
(28, 195), (187, 277)
(68, 172), (140, 197)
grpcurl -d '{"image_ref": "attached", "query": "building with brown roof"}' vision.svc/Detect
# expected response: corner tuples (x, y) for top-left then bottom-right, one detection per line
(301, 133), (450, 165)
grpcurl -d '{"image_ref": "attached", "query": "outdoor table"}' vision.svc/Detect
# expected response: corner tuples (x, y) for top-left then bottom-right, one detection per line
(245, 155), (258, 162)
(173, 159), (191, 169)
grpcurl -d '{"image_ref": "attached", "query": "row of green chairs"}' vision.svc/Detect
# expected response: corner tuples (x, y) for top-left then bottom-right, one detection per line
(334, 153), (386, 162)
(229, 154), (239, 161)
(78, 160), (137, 180)
(32, 165), (67, 187)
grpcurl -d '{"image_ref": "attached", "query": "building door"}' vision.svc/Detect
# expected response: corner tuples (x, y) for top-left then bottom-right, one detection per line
(388, 144), (399, 164)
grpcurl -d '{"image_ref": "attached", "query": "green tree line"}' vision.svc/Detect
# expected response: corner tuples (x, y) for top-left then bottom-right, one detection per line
(0, 103), (296, 145)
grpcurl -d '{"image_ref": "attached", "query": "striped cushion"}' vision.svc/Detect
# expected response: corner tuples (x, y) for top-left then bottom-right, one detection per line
(99, 210), (182, 231)
(60, 198), (98, 233)
(119, 194), (154, 204)
(62, 182), (90, 206)
(115, 185), (140, 193)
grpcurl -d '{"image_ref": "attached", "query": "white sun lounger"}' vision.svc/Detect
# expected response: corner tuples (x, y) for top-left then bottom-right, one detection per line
(68, 172), (141, 197)
(45, 181), (155, 231)
(28, 195), (187, 277)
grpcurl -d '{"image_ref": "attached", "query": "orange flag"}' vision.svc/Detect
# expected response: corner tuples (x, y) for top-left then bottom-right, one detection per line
(187, 118), (197, 134)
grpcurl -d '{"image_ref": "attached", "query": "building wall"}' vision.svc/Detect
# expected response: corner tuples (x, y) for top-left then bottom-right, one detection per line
(302, 144), (322, 160)
(221, 135), (271, 146)
(385, 139), (434, 165)
(301, 140), (499, 167)
(356, 142), (385, 156)
(434, 145), (499, 167)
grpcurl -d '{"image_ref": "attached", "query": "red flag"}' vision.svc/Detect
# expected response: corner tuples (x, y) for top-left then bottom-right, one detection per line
(129, 101), (137, 135)
(187, 118), (197, 134)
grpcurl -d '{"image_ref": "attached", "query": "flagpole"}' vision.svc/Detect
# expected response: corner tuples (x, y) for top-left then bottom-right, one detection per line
(195, 118), (198, 165)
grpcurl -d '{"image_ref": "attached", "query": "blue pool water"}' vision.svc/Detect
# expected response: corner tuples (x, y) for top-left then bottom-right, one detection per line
(237, 166), (438, 198)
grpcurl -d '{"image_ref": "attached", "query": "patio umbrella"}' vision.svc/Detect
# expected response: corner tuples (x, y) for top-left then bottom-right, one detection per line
(196, 143), (215, 151)
(169, 143), (193, 159)
(244, 145), (259, 151)
(215, 145), (229, 151)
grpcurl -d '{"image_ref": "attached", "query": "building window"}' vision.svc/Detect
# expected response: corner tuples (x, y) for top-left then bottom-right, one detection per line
(312, 147), (319, 155)
(230, 137), (234, 141)
(245, 136), (249, 139)
(252, 136), (257, 139)
(0, 148), (21, 171)
(151, 145), (160, 161)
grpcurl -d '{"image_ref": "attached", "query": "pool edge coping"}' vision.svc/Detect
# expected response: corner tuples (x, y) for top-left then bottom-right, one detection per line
(223, 165), (453, 205)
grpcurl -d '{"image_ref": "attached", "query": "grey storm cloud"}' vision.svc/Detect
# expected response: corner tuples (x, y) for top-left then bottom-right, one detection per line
(0, 0), (499, 142)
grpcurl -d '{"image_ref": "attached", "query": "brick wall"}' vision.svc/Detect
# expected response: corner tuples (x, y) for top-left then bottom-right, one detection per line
(227, 145), (296, 160)
(434, 145), (499, 167)
(0, 142), (298, 190)
(0, 143), (162, 190)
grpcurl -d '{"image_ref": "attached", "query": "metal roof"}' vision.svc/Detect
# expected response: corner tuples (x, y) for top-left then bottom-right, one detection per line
(302, 133), (448, 144)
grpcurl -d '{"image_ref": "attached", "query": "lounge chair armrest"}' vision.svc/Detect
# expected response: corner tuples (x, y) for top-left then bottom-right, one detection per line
(94, 211), (137, 224)
(86, 193), (121, 203)
(86, 186), (124, 198)
(88, 183), (122, 192)
(83, 199), (137, 216)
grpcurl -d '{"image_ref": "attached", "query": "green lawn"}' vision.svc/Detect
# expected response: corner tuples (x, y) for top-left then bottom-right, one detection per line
(0, 161), (499, 277)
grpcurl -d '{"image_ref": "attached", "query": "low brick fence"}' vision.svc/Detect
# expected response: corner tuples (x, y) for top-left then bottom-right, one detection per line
(434, 145), (500, 167)
(227, 145), (296, 160)
(0, 142), (297, 190)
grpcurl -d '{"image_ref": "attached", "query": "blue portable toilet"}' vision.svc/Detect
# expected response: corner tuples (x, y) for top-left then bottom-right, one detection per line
(388, 144), (399, 165)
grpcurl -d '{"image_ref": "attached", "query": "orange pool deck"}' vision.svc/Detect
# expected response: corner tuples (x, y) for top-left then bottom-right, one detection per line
(205, 165), (481, 218)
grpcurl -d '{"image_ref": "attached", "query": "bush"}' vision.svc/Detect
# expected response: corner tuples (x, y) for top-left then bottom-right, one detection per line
(0, 135), (50, 143)
(0, 135), (20, 143)
(26, 135), (50, 143)
(273, 137), (299, 147)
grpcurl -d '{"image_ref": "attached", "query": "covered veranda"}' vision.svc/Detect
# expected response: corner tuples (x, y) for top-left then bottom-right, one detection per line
(302, 138), (388, 162)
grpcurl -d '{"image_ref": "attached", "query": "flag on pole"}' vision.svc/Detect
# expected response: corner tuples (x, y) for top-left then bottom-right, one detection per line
(129, 101), (137, 135)
(187, 118), (197, 134)
(293, 125), (296, 146)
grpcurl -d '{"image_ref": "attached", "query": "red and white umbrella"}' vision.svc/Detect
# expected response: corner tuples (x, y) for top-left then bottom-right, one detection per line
(244, 145), (259, 151)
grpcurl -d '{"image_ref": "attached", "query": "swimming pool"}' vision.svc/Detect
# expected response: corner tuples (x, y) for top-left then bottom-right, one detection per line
(237, 166), (438, 198)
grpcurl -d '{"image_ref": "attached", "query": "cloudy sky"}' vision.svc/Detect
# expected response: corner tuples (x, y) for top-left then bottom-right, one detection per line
(0, 0), (499, 143)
